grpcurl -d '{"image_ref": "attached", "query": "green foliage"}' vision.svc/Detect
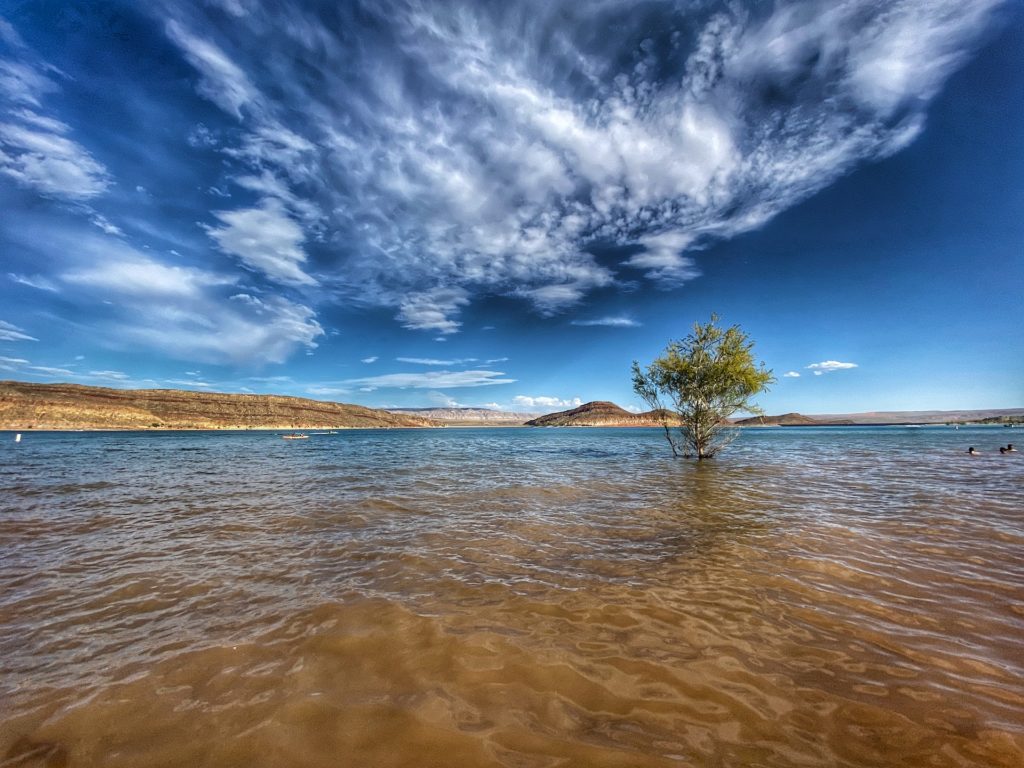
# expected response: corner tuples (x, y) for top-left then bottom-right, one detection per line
(632, 314), (773, 459)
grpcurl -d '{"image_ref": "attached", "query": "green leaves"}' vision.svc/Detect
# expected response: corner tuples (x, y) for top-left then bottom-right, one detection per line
(632, 315), (773, 458)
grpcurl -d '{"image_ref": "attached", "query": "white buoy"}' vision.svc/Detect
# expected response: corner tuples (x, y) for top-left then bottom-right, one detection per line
(15, 433), (21, 443)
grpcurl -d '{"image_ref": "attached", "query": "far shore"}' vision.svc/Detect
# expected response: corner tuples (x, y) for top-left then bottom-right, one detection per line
(3, 421), (1018, 433)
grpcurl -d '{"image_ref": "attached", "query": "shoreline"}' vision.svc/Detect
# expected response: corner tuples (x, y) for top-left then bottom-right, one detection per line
(2, 422), (1016, 433)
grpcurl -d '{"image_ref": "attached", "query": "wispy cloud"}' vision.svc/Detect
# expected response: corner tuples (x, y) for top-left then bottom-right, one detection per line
(0, 113), (108, 200)
(570, 316), (642, 328)
(783, 371), (801, 378)
(396, 288), (469, 334)
(164, 378), (213, 388)
(89, 370), (131, 381)
(807, 361), (858, 376)
(164, 19), (259, 120)
(360, 356), (378, 364)
(342, 369), (515, 390)
(54, 234), (322, 364)
(0, 320), (37, 342)
(0, 40), (109, 201)
(396, 357), (478, 366)
(157, 0), (1000, 333)
(8, 273), (59, 292)
(513, 395), (582, 409)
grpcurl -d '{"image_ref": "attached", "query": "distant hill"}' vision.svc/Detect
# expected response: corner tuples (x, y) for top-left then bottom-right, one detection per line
(814, 408), (1024, 424)
(734, 413), (855, 426)
(387, 407), (537, 424)
(0, 381), (435, 430)
(525, 401), (674, 427)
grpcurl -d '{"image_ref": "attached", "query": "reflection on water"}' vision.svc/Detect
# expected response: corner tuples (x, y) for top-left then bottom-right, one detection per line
(1, 427), (1022, 767)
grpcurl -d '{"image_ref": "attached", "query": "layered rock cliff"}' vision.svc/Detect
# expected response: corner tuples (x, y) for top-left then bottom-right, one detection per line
(0, 381), (435, 430)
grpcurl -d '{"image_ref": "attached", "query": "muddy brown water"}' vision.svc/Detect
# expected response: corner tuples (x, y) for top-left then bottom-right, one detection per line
(1, 427), (1022, 767)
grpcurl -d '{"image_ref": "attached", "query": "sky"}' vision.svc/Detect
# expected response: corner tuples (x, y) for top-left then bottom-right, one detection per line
(1, 0), (1022, 415)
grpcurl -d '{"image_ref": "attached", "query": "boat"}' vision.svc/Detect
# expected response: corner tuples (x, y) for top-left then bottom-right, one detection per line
(281, 433), (309, 440)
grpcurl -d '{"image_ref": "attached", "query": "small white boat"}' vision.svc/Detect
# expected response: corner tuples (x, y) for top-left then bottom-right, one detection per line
(281, 433), (309, 440)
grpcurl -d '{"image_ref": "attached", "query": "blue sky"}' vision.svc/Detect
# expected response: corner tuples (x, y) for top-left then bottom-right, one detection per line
(1, 0), (1021, 414)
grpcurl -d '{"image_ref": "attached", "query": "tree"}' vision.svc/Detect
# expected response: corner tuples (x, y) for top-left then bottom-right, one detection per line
(632, 315), (773, 459)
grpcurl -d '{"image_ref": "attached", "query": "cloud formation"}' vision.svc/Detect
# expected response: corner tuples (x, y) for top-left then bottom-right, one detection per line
(341, 369), (515, 390)
(0, 320), (37, 342)
(513, 395), (582, 409)
(157, 0), (1001, 334)
(570, 316), (641, 328)
(783, 371), (801, 378)
(396, 357), (478, 366)
(207, 199), (316, 286)
(56, 234), (323, 364)
(807, 360), (859, 376)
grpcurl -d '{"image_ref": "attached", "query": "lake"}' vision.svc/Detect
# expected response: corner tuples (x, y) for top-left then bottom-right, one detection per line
(1, 426), (1022, 767)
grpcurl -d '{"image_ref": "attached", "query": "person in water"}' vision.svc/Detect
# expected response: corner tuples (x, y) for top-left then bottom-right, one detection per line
(1005, 444), (1017, 452)
(968, 447), (979, 455)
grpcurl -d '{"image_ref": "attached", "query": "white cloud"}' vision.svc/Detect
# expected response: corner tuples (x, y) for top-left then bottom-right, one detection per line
(425, 391), (462, 407)
(8, 273), (59, 292)
(63, 257), (233, 298)
(569, 316), (641, 328)
(807, 361), (858, 376)
(783, 371), (801, 378)
(0, 320), (37, 342)
(625, 232), (701, 286)
(0, 116), (108, 200)
(342, 369), (515, 390)
(305, 386), (349, 398)
(360, 356), (378, 364)
(151, 0), (1002, 334)
(0, 59), (55, 108)
(206, 198), (315, 286)
(164, 20), (259, 120)
(513, 395), (582, 409)
(164, 378), (213, 388)
(53, 234), (322, 364)
(396, 357), (477, 366)
(88, 370), (129, 380)
(397, 288), (469, 334)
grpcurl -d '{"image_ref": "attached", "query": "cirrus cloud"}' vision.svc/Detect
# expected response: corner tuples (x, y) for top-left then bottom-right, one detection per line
(341, 369), (515, 391)
(156, 0), (1003, 334)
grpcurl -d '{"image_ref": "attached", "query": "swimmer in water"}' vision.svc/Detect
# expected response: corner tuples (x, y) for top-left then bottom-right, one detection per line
(1006, 444), (1017, 452)
(968, 447), (979, 455)
(1000, 447), (1007, 454)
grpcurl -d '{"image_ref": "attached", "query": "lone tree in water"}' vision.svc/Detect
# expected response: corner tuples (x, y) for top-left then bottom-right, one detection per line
(632, 315), (773, 459)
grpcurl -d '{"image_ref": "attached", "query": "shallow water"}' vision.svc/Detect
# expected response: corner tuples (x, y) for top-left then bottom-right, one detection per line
(1, 426), (1022, 767)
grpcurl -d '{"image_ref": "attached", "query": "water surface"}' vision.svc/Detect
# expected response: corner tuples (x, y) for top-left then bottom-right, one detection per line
(1, 427), (1022, 766)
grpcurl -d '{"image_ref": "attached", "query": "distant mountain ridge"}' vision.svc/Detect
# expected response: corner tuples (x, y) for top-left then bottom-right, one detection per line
(387, 407), (537, 423)
(527, 402), (1024, 428)
(0, 381), (435, 430)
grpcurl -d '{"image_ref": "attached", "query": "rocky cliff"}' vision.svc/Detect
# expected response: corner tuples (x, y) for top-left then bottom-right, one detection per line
(0, 381), (435, 430)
